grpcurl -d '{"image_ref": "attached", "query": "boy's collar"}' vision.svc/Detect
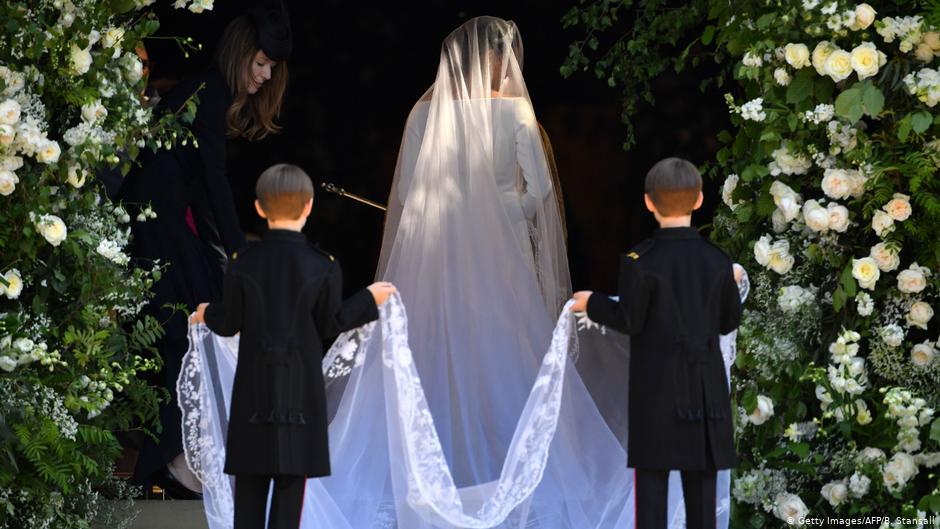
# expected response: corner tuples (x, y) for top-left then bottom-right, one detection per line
(654, 226), (699, 239)
(263, 228), (307, 241)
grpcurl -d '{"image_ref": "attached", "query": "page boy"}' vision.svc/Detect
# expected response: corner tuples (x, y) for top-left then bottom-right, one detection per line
(191, 163), (396, 529)
(569, 157), (742, 529)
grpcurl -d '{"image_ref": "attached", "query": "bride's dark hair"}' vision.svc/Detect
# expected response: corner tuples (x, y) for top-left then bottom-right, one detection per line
(216, 16), (288, 141)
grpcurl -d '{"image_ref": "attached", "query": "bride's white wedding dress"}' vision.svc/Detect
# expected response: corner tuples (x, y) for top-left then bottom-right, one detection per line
(177, 16), (739, 529)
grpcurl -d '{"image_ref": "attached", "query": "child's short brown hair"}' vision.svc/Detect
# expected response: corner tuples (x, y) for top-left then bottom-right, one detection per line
(255, 163), (314, 220)
(644, 157), (702, 217)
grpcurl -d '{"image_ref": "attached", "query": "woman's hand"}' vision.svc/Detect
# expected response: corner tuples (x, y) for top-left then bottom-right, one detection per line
(368, 282), (397, 306)
(570, 291), (592, 312)
(190, 303), (209, 325)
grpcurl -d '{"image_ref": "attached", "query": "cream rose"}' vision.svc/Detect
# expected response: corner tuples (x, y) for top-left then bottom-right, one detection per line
(898, 263), (929, 294)
(774, 493), (809, 525)
(852, 257), (880, 290)
(821, 168), (853, 200)
(785, 43), (812, 68)
(0, 124), (14, 145)
(851, 42), (883, 80)
(0, 99), (20, 125)
(771, 208), (788, 233)
(35, 214), (68, 246)
(803, 199), (830, 232)
(916, 43), (935, 63)
(36, 140), (61, 164)
(870, 242), (900, 272)
(80, 100), (107, 124)
(813, 41), (837, 75)
(825, 49), (854, 82)
(1, 156), (23, 171)
(852, 3), (877, 30)
(884, 193), (912, 221)
(67, 165), (86, 188)
(911, 341), (936, 367)
(69, 44), (93, 76)
(748, 395), (775, 425)
(2, 268), (22, 299)
(828, 203), (850, 232)
(821, 481), (849, 507)
(774, 68), (791, 86)
(848, 169), (868, 198)
(771, 180), (802, 222)
(907, 301), (934, 330)
(0, 169), (17, 196)
(925, 32), (940, 52)
(871, 210), (894, 237)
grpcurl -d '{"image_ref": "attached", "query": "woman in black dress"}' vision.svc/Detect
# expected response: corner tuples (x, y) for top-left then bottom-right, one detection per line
(119, 4), (291, 497)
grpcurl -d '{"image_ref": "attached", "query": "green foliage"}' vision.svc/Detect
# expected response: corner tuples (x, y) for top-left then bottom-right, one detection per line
(565, 0), (940, 524)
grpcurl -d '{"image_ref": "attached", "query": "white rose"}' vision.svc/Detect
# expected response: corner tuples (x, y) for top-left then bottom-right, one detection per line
(0, 169), (17, 196)
(813, 41), (837, 75)
(2, 268), (23, 299)
(36, 140), (61, 164)
(770, 180), (802, 221)
(852, 3), (877, 30)
(772, 208), (789, 233)
(0, 124), (14, 145)
(102, 27), (124, 53)
(911, 341), (936, 367)
(871, 209), (895, 237)
(861, 447), (885, 461)
(821, 169), (853, 200)
(769, 146), (812, 176)
(803, 199), (831, 232)
(80, 100), (107, 124)
(821, 481), (849, 507)
(0, 99), (21, 125)
(848, 169), (867, 197)
(785, 43), (811, 68)
(67, 165), (86, 188)
(852, 257), (880, 290)
(769, 244), (795, 275)
(870, 242), (900, 272)
(35, 214), (68, 246)
(774, 493), (809, 525)
(748, 395), (775, 425)
(851, 42), (883, 80)
(1, 156), (23, 171)
(828, 203), (850, 232)
(898, 263), (929, 294)
(849, 473), (871, 497)
(908, 301), (934, 330)
(892, 452), (918, 480)
(69, 44), (93, 76)
(881, 324), (905, 348)
(754, 235), (773, 266)
(722, 174), (739, 209)
(825, 49), (854, 82)
(884, 193), (912, 221)
(121, 53), (143, 84)
(774, 68), (791, 86)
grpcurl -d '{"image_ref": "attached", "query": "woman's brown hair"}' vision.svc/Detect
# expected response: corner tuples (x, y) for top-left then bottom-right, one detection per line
(216, 16), (288, 141)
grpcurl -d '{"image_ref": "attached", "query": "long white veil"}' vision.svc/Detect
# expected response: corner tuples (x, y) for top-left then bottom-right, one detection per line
(178, 16), (737, 529)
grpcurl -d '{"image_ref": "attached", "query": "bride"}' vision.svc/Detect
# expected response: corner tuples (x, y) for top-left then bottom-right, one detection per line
(181, 16), (733, 529)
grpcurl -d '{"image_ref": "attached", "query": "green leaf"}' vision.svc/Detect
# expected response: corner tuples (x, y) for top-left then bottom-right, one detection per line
(898, 114), (914, 142)
(702, 25), (716, 46)
(789, 442), (810, 460)
(861, 82), (885, 118)
(833, 286), (847, 312)
(755, 192), (776, 216)
(742, 390), (758, 413)
(786, 71), (814, 104)
(841, 263), (857, 298)
(835, 87), (863, 124)
(930, 417), (940, 444)
(912, 110), (933, 134)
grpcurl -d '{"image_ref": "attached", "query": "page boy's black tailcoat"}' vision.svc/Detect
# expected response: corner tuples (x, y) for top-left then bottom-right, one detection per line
(586, 227), (742, 471)
(204, 229), (378, 477)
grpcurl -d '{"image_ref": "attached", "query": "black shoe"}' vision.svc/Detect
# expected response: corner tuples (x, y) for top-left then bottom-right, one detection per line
(151, 467), (203, 500)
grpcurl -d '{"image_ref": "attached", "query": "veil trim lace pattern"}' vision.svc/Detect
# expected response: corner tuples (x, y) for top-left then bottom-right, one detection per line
(179, 293), (577, 529)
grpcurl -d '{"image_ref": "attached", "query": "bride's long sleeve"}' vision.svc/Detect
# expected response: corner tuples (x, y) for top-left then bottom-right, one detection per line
(513, 104), (552, 220)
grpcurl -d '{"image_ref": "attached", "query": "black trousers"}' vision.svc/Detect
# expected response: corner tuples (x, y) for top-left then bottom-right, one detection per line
(635, 469), (717, 529)
(234, 475), (307, 529)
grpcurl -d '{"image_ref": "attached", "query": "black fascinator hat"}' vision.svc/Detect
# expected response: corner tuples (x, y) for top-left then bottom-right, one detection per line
(249, 0), (292, 61)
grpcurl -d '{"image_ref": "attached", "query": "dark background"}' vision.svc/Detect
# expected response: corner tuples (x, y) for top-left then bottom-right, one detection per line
(147, 0), (729, 294)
